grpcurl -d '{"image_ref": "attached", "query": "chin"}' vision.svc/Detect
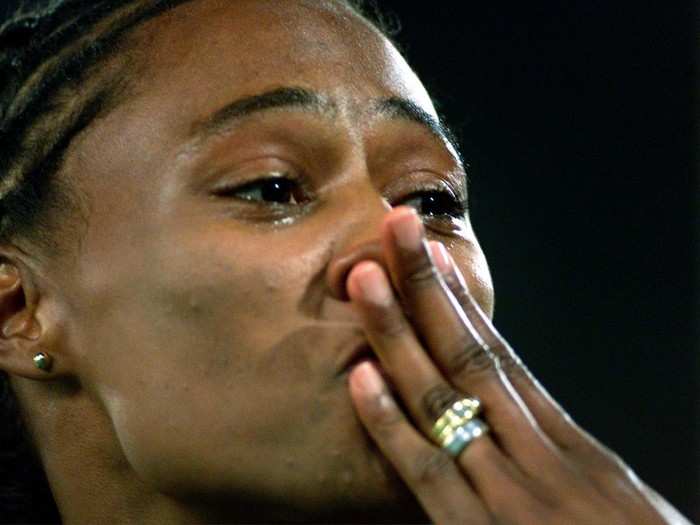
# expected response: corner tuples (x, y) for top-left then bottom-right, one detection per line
(189, 472), (430, 524)
(286, 438), (431, 523)
(315, 437), (431, 524)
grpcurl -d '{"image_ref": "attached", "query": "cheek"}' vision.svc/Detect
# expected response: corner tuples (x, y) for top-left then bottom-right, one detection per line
(452, 241), (494, 319)
(76, 234), (333, 494)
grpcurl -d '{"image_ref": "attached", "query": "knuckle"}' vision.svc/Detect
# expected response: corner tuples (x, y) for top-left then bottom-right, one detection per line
(492, 345), (529, 381)
(451, 284), (472, 307)
(366, 395), (405, 434)
(594, 456), (641, 492)
(404, 258), (440, 291)
(447, 333), (495, 380)
(370, 305), (411, 339)
(421, 384), (462, 421)
(409, 447), (457, 486)
(442, 270), (466, 292)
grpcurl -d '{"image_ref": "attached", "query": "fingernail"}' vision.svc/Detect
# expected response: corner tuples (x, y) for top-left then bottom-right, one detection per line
(355, 361), (384, 397)
(430, 242), (452, 274)
(355, 262), (392, 306)
(390, 208), (422, 251)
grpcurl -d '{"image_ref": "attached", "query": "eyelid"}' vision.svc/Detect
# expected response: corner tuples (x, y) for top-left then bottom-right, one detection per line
(419, 179), (458, 198)
(387, 171), (465, 203)
(210, 168), (304, 195)
(213, 169), (288, 186)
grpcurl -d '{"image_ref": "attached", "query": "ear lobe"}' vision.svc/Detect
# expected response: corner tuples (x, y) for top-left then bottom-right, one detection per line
(0, 259), (52, 380)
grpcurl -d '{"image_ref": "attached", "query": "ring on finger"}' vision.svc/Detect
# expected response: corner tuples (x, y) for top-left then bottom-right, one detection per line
(431, 397), (490, 457)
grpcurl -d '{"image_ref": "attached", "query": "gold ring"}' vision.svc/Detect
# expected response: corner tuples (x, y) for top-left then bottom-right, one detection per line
(431, 396), (482, 445)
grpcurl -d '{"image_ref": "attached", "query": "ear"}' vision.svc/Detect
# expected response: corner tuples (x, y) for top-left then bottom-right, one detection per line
(0, 251), (63, 380)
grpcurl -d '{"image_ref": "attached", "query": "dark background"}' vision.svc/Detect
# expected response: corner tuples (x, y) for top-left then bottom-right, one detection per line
(379, 1), (698, 521)
(1, 0), (698, 521)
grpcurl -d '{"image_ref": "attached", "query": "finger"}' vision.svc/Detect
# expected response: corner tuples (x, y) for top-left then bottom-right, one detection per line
(433, 241), (603, 455)
(346, 260), (533, 516)
(380, 207), (565, 483)
(426, 243), (663, 513)
(348, 360), (491, 525)
(346, 259), (482, 443)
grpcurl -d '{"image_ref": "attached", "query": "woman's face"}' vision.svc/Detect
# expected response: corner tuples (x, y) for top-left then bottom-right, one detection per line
(51, 0), (493, 519)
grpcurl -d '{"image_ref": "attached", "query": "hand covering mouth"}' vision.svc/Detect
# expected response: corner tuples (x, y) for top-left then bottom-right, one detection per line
(340, 342), (400, 394)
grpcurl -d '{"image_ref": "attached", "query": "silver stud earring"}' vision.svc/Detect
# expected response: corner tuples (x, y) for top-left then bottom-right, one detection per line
(33, 352), (53, 372)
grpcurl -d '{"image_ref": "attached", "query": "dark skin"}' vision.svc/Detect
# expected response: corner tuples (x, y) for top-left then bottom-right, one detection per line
(347, 209), (692, 524)
(0, 0), (691, 523)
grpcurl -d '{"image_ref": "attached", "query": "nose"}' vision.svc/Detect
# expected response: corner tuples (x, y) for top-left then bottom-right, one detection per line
(326, 238), (386, 302)
(325, 192), (393, 302)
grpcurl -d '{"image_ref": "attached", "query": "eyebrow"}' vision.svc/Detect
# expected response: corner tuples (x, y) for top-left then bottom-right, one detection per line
(373, 97), (462, 162)
(188, 86), (462, 161)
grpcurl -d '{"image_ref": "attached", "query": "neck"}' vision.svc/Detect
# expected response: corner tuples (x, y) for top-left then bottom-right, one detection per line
(10, 376), (203, 524)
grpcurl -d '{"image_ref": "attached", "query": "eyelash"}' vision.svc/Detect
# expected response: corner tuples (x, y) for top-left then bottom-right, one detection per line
(214, 174), (468, 221)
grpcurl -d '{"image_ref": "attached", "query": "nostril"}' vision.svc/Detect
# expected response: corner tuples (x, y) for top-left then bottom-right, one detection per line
(326, 239), (386, 302)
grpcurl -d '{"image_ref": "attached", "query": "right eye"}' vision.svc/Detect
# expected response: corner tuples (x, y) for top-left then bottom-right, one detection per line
(214, 174), (306, 206)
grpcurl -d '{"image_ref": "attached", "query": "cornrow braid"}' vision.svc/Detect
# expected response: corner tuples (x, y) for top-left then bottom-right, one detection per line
(0, 0), (200, 258)
(0, 1), (397, 522)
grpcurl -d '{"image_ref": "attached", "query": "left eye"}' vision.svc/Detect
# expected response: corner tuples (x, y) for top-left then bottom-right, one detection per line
(399, 190), (468, 220)
(216, 176), (305, 205)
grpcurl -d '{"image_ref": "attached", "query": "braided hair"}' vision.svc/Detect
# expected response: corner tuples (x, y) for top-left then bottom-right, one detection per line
(0, 1), (396, 522)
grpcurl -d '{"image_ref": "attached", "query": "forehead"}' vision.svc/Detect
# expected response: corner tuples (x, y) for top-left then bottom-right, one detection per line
(121, 0), (436, 127)
(63, 0), (446, 215)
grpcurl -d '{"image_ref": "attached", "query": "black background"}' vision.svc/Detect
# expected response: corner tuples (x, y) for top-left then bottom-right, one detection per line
(1, 0), (698, 521)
